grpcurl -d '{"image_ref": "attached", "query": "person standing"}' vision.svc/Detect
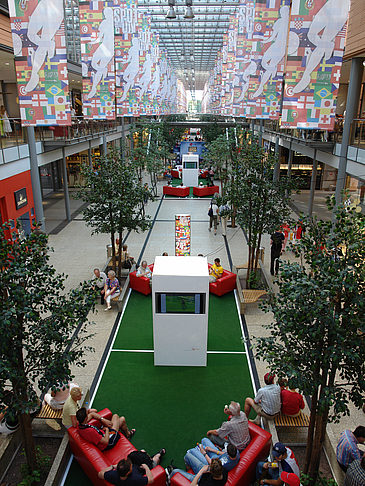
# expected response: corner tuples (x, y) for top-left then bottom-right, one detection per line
(270, 230), (285, 276)
(219, 201), (230, 237)
(208, 202), (219, 235)
(0, 106), (12, 136)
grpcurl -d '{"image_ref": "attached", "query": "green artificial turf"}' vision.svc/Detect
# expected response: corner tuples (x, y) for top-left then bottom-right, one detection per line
(64, 291), (253, 486)
(163, 178), (213, 198)
(113, 291), (244, 352)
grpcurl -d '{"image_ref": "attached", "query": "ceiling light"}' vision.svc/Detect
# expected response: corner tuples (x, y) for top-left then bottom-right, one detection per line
(166, 0), (176, 19)
(184, 0), (194, 19)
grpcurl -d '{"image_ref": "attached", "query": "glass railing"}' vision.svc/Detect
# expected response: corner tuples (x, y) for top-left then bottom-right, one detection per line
(0, 117), (121, 163)
(349, 119), (365, 149)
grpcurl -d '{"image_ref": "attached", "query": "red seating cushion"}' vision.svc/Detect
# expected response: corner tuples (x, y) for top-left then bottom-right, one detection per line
(171, 423), (271, 486)
(193, 185), (219, 197)
(163, 186), (190, 197)
(171, 169), (181, 178)
(129, 264), (154, 295)
(68, 408), (166, 486)
(208, 264), (236, 296)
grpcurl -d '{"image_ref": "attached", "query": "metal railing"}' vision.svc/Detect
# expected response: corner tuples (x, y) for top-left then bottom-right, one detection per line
(0, 117), (120, 163)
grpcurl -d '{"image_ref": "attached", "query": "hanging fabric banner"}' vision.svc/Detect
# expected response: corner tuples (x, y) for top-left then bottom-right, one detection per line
(148, 33), (161, 115)
(8, 0), (71, 126)
(136, 13), (152, 116)
(177, 79), (187, 114)
(244, 0), (291, 120)
(160, 49), (169, 115)
(232, 1), (255, 117)
(223, 15), (237, 116)
(79, 0), (116, 120)
(114, 0), (140, 116)
(281, 0), (349, 129)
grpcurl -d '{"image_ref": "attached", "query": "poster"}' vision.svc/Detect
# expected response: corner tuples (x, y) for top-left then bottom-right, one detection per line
(9, 0), (71, 126)
(281, 0), (349, 129)
(175, 215), (191, 256)
(79, 0), (116, 120)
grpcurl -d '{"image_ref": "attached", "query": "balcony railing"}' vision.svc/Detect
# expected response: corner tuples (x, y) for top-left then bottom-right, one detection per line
(0, 117), (120, 164)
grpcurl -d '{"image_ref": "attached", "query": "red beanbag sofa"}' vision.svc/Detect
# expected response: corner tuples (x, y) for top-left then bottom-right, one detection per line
(163, 186), (190, 197)
(193, 185), (220, 197)
(171, 423), (271, 486)
(208, 264), (236, 296)
(129, 264), (154, 295)
(68, 409), (166, 486)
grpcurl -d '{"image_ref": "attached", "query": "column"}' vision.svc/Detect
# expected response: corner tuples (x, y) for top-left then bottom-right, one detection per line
(273, 136), (280, 182)
(287, 143), (294, 181)
(258, 119), (263, 146)
(308, 149), (318, 217)
(27, 127), (45, 231)
(62, 148), (71, 222)
(102, 135), (107, 156)
(251, 119), (255, 139)
(88, 141), (92, 167)
(334, 57), (364, 207)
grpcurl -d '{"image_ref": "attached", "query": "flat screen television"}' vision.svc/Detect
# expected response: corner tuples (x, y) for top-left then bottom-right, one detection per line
(156, 293), (205, 314)
(184, 161), (197, 169)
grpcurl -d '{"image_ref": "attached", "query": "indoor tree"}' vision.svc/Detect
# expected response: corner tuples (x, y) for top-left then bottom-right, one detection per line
(229, 137), (294, 287)
(255, 199), (365, 484)
(77, 150), (152, 279)
(0, 226), (96, 473)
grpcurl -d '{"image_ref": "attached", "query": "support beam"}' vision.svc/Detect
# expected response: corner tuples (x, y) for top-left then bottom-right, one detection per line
(258, 119), (263, 146)
(287, 143), (293, 181)
(27, 127), (45, 231)
(102, 135), (107, 157)
(335, 57), (364, 207)
(62, 148), (71, 222)
(308, 149), (318, 217)
(88, 141), (92, 167)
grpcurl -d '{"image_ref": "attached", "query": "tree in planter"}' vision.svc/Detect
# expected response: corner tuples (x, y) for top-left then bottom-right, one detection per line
(205, 130), (236, 197)
(0, 226), (96, 472)
(254, 200), (365, 484)
(77, 152), (152, 280)
(228, 137), (294, 287)
(199, 115), (225, 143)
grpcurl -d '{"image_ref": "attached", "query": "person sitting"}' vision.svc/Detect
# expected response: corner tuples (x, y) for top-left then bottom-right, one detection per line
(98, 450), (166, 485)
(76, 407), (135, 451)
(336, 426), (365, 472)
(169, 442), (239, 481)
(162, 252), (168, 256)
(191, 460), (227, 486)
(104, 270), (120, 310)
(244, 373), (281, 425)
(121, 245), (136, 270)
(344, 456), (365, 486)
(92, 268), (107, 304)
(206, 401), (250, 451)
(280, 382), (305, 418)
(136, 261), (152, 279)
(256, 442), (300, 486)
(62, 386), (99, 429)
(44, 381), (78, 411)
(209, 258), (224, 283)
(280, 472), (301, 486)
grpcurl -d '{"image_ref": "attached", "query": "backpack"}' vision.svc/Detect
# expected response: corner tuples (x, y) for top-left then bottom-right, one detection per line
(208, 205), (213, 217)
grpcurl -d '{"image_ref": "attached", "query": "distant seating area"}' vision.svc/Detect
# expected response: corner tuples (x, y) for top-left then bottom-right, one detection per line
(193, 185), (219, 197)
(163, 186), (190, 197)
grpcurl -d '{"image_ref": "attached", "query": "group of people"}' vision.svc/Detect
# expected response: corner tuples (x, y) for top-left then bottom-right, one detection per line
(165, 400), (301, 486)
(208, 196), (230, 237)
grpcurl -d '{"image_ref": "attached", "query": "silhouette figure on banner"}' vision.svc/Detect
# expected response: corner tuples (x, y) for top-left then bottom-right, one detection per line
(120, 36), (140, 101)
(234, 60), (256, 103)
(25, 0), (64, 93)
(292, 0), (350, 94)
(150, 60), (160, 99)
(253, 6), (299, 99)
(87, 7), (114, 100)
(138, 51), (153, 98)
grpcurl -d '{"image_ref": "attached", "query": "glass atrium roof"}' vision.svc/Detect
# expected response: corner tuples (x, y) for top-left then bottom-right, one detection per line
(138, 0), (240, 91)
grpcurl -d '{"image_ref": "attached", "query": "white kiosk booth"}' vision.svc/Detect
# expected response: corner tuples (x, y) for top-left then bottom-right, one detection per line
(182, 154), (199, 187)
(152, 256), (209, 366)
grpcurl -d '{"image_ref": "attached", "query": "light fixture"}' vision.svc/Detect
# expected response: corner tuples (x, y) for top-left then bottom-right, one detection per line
(166, 0), (176, 19)
(184, 0), (194, 19)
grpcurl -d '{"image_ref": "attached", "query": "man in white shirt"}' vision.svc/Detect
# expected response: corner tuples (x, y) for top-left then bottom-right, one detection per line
(93, 268), (107, 304)
(244, 373), (281, 424)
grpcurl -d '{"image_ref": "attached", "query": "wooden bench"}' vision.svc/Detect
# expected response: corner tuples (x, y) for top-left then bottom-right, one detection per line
(36, 403), (63, 421)
(241, 289), (267, 311)
(274, 411), (310, 427)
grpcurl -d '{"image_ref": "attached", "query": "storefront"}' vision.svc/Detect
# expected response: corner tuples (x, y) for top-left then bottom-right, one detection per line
(66, 148), (101, 187)
(0, 171), (35, 238)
